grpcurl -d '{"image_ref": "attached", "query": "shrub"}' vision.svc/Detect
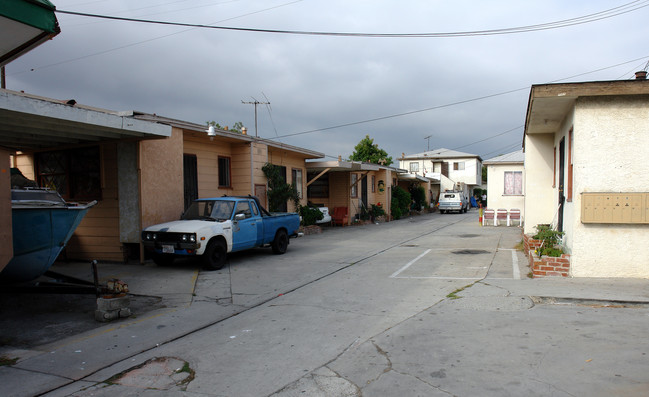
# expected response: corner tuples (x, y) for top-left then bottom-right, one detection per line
(409, 185), (426, 210)
(533, 224), (565, 257)
(370, 203), (385, 218)
(391, 186), (411, 219)
(299, 206), (323, 226)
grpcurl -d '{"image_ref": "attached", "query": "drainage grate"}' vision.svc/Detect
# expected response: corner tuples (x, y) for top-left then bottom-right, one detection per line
(400, 244), (419, 247)
(458, 234), (480, 238)
(452, 249), (490, 255)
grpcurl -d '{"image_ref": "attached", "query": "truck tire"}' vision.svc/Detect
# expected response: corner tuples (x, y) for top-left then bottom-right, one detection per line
(271, 229), (288, 255)
(203, 239), (227, 270)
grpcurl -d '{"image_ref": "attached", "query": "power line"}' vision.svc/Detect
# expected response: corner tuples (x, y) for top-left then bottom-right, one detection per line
(266, 54), (649, 142)
(9, 0), (303, 75)
(56, 0), (649, 38)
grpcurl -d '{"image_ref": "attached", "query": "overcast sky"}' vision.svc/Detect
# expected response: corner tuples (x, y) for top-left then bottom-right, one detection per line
(5, 0), (649, 163)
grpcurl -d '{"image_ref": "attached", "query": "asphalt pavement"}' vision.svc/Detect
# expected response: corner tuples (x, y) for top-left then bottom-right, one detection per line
(1, 210), (649, 397)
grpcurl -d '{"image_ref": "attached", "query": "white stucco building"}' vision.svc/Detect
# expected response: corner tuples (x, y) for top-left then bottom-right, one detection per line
(484, 149), (525, 220)
(399, 148), (482, 202)
(523, 74), (649, 277)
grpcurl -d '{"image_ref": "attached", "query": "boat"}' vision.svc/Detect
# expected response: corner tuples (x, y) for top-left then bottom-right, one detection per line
(1, 188), (97, 283)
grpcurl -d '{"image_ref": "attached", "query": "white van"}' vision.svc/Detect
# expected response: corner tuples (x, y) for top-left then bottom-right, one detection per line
(438, 191), (469, 214)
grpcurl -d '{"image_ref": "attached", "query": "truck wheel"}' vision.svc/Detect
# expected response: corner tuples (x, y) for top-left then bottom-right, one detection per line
(152, 253), (174, 267)
(271, 229), (288, 255)
(203, 239), (227, 270)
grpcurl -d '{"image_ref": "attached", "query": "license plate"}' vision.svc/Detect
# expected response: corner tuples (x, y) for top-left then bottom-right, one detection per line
(162, 245), (175, 254)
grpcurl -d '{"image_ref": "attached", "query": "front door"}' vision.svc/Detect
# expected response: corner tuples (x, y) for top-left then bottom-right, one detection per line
(361, 175), (368, 212)
(231, 201), (257, 252)
(558, 138), (565, 232)
(183, 154), (198, 210)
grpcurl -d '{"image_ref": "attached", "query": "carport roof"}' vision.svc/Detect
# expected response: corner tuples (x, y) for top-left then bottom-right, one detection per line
(398, 173), (430, 183)
(306, 160), (406, 173)
(524, 79), (649, 136)
(0, 89), (172, 152)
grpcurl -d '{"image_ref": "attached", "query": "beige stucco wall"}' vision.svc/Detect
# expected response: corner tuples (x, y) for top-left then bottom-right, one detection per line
(0, 149), (12, 271)
(140, 128), (184, 229)
(523, 133), (556, 235)
(486, 163), (525, 220)
(569, 96), (649, 277)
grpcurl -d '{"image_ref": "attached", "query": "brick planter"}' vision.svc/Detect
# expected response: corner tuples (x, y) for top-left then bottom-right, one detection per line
(524, 233), (571, 278)
(523, 234), (543, 256)
(528, 250), (571, 278)
(299, 225), (322, 235)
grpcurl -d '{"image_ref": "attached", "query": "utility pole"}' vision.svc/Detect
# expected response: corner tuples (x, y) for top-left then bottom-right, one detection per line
(241, 99), (270, 137)
(424, 135), (432, 151)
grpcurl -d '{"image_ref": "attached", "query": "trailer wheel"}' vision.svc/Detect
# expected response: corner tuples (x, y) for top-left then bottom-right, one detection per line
(203, 239), (227, 270)
(271, 229), (289, 255)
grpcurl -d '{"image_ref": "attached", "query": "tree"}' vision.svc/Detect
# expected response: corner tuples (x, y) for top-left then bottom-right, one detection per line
(349, 135), (393, 166)
(206, 121), (244, 134)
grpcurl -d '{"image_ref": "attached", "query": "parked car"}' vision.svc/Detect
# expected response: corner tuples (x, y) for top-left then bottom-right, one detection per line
(438, 191), (469, 214)
(315, 207), (332, 225)
(142, 196), (301, 270)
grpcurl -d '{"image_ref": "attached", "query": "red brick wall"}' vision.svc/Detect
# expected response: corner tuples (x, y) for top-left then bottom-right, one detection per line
(524, 234), (571, 278)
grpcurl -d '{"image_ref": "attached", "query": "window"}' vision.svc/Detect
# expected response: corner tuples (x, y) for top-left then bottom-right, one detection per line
(234, 201), (252, 218)
(292, 168), (303, 199)
(218, 156), (231, 187)
(371, 175), (376, 193)
(307, 171), (329, 198)
(36, 146), (101, 200)
(504, 171), (523, 195)
(453, 161), (465, 171)
(409, 162), (419, 172)
(351, 173), (358, 198)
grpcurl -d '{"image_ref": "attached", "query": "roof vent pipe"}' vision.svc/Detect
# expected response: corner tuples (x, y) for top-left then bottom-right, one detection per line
(635, 71), (647, 80)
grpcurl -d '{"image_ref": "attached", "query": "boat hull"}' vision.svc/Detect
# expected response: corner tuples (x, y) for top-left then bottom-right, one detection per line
(2, 203), (94, 282)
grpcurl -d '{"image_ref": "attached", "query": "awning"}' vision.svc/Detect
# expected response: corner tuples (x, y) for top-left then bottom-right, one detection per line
(0, 0), (60, 67)
(398, 173), (430, 183)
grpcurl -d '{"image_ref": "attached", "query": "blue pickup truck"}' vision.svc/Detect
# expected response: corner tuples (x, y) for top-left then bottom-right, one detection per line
(142, 196), (301, 270)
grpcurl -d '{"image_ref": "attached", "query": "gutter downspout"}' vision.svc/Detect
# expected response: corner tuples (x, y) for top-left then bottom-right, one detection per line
(250, 141), (254, 195)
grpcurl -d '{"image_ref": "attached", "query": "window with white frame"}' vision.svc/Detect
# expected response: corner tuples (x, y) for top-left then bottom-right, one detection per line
(409, 162), (419, 172)
(292, 168), (303, 199)
(453, 161), (465, 171)
(504, 171), (523, 195)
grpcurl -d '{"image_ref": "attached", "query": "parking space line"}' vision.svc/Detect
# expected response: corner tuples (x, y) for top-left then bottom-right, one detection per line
(498, 248), (521, 279)
(390, 249), (431, 278)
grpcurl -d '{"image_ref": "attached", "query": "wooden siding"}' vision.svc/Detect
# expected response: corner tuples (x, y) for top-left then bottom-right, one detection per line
(268, 147), (310, 211)
(231, 142), (254, 196)
(66, 143), (123, 262)
(329, 172), (351, 224)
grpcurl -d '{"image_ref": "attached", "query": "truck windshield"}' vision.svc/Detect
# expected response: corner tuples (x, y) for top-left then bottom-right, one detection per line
(182, 200), (235, 221)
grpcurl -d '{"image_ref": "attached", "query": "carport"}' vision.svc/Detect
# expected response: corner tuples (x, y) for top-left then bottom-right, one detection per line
(0, 89), (172, 271)
(306, 159), (404, 224)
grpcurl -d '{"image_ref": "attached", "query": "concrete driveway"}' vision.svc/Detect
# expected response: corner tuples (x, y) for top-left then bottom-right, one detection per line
(2, 210), (649, 396)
